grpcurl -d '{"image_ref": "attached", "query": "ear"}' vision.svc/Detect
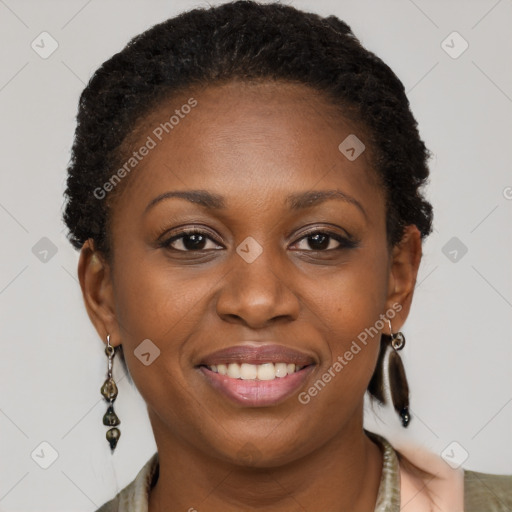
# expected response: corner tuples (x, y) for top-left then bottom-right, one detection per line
(384, 225), (423, 331)
(77, 239), (121, 347)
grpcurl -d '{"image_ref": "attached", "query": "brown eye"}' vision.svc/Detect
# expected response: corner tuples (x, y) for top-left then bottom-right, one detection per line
(160, 229), (223, 252)
(292, 230), (358, 252)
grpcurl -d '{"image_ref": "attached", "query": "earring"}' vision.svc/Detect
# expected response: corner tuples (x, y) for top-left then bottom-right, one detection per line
(100, 334), (121, 452)
(387, 319), (411, 427)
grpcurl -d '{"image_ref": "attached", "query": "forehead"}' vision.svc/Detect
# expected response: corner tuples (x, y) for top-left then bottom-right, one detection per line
(110, 80), (383, 218)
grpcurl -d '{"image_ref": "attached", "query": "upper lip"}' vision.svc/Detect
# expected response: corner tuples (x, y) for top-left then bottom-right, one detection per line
(197, 343), (317, 367)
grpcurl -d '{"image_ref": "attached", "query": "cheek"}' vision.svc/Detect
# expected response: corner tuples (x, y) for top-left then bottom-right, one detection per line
(111, 254), (216, 396)
(113, 253), (211, 340)
(111, 257), (209, 428)
(311, 248), (389, 395)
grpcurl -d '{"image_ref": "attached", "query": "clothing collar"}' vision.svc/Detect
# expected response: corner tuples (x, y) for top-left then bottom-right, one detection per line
(101, 430), (404, 511)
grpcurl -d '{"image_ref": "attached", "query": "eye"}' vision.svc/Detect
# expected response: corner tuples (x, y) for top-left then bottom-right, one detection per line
(291, 229), (358, 252)
(159, 227), (358, 253)
(159, 229), (223, 252)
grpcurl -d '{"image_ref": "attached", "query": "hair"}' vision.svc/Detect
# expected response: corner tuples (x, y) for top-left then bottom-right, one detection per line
(62, 0), (433, 398)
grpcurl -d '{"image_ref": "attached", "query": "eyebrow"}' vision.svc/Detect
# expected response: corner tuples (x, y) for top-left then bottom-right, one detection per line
(287, 190), (367, 219)
(144, 189), (367, 219)
(144, 190), (225, 213)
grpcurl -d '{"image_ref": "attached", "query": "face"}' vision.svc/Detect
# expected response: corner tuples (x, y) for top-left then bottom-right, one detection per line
(80, 80), (421, 466)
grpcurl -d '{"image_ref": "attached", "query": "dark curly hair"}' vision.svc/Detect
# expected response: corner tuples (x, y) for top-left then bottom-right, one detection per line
(63, 0), (433, 402)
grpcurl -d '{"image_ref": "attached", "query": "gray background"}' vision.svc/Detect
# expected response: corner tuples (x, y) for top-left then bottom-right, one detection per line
(0, 0), (511, 510)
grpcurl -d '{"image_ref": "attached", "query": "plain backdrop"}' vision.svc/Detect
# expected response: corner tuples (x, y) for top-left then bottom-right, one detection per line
(0, 0), (511, 510)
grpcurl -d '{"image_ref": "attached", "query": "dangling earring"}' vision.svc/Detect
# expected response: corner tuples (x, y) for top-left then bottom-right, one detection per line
(387, 319), (411, 427)
(100, 334), (121, 452)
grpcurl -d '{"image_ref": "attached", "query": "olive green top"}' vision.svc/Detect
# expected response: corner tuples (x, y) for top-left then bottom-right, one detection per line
(97, 431), (512, 511)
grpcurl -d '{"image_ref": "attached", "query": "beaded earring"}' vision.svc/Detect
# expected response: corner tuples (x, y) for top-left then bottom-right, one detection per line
(387, 319), (410, 427)
(367, 319), (411, 427)
(100, 335), (121, 452)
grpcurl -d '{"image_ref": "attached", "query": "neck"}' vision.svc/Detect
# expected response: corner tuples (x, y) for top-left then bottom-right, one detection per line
(147, 408), (383, 512)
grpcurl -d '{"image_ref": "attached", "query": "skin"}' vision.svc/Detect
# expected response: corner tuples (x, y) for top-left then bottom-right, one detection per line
(78, 81), (422, 512)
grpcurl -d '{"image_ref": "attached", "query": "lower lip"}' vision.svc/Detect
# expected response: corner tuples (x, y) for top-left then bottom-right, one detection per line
(198, 365), (316, 407)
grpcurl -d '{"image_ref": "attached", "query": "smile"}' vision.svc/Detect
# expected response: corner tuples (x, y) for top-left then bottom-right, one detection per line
(198, 363), (315, 407)
(196, 342), (317, 407)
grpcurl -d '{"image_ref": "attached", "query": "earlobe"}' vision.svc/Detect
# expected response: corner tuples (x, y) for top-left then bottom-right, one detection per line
(385, 225), (422, 328)
(77, 239), (121, 346)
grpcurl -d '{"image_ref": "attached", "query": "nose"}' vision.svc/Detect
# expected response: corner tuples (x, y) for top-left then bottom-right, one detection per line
(215, 247), (300, 329)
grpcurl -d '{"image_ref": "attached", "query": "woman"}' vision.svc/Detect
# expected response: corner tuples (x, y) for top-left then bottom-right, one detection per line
(62, 1), (512, 510)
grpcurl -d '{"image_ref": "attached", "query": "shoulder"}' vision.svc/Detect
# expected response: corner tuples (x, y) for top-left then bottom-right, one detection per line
(96, 452), (159, 512)
(381, 434), (512, 512)
(464, 469), (512, 512)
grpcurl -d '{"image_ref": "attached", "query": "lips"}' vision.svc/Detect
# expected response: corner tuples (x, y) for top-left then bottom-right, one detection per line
(195, 343), (317, 407)
(197, 343), (317, 367)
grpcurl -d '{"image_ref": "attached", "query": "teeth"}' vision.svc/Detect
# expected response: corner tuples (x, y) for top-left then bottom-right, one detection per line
(240, 363), (258, 380)
(206, 362), (306, 380)
(227, 363), (241, 378)
(275, 362), (288, 378)
(257, 363), (275, 381)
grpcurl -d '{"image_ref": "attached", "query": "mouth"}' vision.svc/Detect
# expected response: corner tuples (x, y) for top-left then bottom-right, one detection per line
(196, 343), (317, 407)
(200, 361), (310, 380)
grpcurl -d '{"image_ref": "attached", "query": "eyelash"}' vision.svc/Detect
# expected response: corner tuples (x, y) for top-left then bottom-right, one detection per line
(159, 227), (358, 252)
